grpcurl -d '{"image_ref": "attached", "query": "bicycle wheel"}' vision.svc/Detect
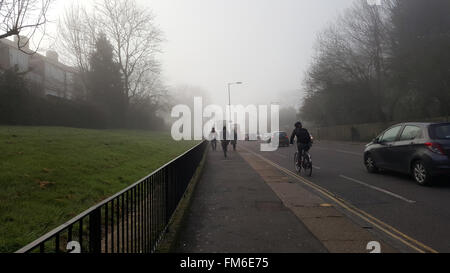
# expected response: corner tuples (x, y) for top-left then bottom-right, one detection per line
(304, 154), (313, 177)
(294, 152), (300, 173)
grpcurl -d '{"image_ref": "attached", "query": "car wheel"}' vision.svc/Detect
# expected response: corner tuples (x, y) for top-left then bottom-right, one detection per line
(412, 161), (432, 186)
(365, 154), (379, 173)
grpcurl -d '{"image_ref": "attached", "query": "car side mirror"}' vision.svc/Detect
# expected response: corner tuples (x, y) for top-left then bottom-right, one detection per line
(373, 138), (380, 144)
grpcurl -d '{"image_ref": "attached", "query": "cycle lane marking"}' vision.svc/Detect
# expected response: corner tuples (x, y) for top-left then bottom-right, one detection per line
(339, 175), (416, 204)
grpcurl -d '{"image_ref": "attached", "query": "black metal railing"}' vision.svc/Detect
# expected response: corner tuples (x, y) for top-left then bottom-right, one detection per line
(16, 141), (207, 253)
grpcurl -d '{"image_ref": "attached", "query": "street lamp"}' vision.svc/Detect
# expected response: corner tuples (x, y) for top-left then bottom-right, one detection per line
(227, 82), (243, 125)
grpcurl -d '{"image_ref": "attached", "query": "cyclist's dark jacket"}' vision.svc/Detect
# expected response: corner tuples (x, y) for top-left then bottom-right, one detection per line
(290, 128), (311, 145)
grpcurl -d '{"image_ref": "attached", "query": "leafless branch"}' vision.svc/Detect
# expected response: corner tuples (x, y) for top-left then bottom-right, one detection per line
(0, 0), (53, 53)
(57, 0), (163, 106)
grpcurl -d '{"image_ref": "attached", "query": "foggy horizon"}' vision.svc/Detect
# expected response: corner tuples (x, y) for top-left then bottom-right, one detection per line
(3, 0), (450, 257)
(39, 0), (355, 109)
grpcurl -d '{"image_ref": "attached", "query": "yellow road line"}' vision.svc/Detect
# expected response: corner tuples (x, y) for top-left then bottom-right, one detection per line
(241, 146), (438, 253)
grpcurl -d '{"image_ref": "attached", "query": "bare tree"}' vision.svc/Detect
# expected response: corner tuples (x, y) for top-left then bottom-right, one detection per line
(301, 0), (450, 126)
(301, 0), (394, 125)
(58, 0), (163, 109)
(57, 3), (97, 86)
(0, 0), (53, 51)
(97, 0), (162, 106)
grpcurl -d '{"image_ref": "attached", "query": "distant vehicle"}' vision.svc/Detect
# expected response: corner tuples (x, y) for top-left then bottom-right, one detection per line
(268, 131), (290, 147)
(261, 133), (272, 142)
(364, 122), (450, 186)
(245, 133), (258, 141)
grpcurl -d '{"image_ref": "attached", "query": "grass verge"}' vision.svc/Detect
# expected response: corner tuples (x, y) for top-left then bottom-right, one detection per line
(0, 126), (198, 252)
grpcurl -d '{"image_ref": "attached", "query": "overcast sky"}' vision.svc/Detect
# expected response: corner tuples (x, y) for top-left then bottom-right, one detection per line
(48, 0), (355, 109)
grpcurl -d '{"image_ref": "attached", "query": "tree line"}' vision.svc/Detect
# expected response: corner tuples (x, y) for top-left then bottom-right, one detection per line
(1, 0), (166, 130)
(300, 0), (450, 127)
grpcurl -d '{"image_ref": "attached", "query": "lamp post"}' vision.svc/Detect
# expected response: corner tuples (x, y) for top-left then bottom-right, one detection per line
(227, 82), (243, 125)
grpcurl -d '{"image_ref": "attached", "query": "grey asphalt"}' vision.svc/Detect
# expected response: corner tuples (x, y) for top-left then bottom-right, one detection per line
(241, 140), (450, 253)
(175, 146), (327, 253)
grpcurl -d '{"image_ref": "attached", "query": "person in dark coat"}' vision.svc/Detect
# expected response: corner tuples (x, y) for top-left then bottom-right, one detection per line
(221, 126), (230, 158)
(231, 126), (238, 151)
(290, 121), (312, 166)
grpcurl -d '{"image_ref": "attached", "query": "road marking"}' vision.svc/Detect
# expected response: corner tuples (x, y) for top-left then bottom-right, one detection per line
(313, 165), (321, 170)
(272, 152), (288, 158)
(240, 146), (438, 253)
(335, 149), (362, 156)
(339, 175), (416, 204)
(314, 146), (362, 156)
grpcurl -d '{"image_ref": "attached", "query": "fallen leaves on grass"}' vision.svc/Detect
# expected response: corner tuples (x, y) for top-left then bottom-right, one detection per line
(66, 194), (75, 200)
(35, 180), (55, 189)
(68, 212), (78, 218)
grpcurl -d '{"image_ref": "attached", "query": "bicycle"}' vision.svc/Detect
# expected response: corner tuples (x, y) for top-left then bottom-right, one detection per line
(294, 149), (313, 177)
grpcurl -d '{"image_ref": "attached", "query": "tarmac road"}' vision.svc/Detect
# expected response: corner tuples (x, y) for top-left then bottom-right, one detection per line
(241, 140), (450, 253)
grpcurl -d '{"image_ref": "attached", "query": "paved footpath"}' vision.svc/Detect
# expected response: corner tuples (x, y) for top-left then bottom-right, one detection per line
(175, 144), (397, 253)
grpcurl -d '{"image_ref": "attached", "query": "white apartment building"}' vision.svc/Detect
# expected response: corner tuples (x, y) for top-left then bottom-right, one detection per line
(0, 36), (82, 100)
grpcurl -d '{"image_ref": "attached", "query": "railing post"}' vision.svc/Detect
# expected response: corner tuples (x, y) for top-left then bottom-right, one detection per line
(89, 209), (102, 253)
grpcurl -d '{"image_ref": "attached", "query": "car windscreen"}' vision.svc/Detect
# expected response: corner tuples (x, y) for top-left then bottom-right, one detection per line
(278, 132), (288, 137)
(429, 124), (450, 140)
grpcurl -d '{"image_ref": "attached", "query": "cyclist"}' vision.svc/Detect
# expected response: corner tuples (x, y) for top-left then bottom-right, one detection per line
(290, 121), (312, 167)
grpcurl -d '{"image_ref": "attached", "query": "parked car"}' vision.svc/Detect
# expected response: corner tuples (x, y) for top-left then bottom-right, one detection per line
(364, 122), (450, 186)
(268, 131), (290, 147)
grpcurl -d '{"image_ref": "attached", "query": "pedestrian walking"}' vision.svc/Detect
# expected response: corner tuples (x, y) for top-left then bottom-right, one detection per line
(231, 126), (238, 151)
(221, 126), (230, 158)
(208, 127), (218, 151)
